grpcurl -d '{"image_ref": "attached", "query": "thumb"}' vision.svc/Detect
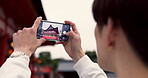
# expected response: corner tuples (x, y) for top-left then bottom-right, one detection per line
(37, 38), (46, 46)
(66, 31), (76, 38)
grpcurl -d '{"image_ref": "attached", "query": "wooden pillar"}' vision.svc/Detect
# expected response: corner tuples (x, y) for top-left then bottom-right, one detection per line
(0, 34), (7, 66)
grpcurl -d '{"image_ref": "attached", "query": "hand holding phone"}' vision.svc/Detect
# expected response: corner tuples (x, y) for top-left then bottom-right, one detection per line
(37, 20), (70, 42)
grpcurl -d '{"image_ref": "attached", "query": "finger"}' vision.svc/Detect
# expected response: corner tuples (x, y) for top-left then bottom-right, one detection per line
(66, 31), (76, 38)
(32, 17), (42, 32)
(61, 38), (70, 46)
(64, 20), (79, 34)
(23, 28), (32, 32)
(13, 33), (17, 37)
(56, 41), (63, 44)
(23, 27), (27, 31)
(17, 30), (22, 33)
(37, 38), (46, 45)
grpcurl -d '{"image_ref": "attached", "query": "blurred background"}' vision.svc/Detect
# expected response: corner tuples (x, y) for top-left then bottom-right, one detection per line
(0, 0), (116, 78)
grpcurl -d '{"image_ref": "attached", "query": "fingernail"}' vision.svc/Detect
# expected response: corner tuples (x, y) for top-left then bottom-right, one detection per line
(38, 16), (42, 17)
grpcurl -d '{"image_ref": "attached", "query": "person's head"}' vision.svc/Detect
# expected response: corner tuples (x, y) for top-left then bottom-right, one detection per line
(92, 0), (148, 71)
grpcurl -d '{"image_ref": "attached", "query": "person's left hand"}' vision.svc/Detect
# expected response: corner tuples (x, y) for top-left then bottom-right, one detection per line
(13, 17), (45, 57)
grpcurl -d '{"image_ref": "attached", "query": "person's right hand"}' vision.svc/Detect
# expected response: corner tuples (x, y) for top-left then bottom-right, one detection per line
(62, 21), (85, 63)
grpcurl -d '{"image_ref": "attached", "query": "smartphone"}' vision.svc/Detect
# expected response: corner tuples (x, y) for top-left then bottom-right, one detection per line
(37, 20), (70, 41)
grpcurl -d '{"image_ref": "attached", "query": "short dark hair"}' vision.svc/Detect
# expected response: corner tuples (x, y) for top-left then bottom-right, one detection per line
(92, 0), (148, 66)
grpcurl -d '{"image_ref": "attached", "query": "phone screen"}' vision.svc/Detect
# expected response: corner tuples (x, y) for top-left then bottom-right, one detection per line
(37, 20), (70, 41)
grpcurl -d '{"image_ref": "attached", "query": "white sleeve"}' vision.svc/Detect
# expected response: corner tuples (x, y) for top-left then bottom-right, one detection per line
(0, 51), (31, 78)
(73, 55), (108, 78)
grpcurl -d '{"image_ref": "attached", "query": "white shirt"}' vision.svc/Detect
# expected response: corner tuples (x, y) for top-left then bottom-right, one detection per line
(0, 52), (107, 78)
(73, 55), (108, 78)
(0, 51), (31, 78)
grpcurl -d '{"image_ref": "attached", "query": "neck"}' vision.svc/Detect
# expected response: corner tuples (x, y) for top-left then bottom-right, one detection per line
(114, 29), (148, 78)
(115, 51), (148, 78)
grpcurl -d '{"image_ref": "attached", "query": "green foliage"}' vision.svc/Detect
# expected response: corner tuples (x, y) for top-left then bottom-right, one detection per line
(38, 52), (52, 65)
(85, 51), (97, 63)
(50, 59), (61, 71)
(35, 51), (97, 72)
(35, 52), (61, 72)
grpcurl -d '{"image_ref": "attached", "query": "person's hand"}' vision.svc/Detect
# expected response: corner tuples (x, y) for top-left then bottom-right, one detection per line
(13, 17), (45, 57)
(61, 21), (85, 63)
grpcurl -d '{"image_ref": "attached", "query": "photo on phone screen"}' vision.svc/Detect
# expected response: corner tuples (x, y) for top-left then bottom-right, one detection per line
(37, 20), (70, 41)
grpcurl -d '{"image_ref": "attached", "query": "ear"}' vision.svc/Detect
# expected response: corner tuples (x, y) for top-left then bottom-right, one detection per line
(105, 18), (117, 47)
